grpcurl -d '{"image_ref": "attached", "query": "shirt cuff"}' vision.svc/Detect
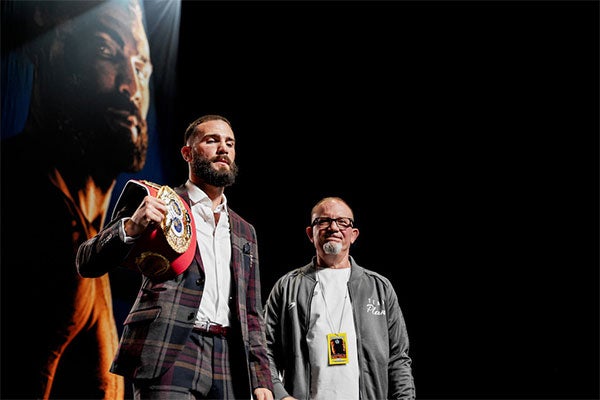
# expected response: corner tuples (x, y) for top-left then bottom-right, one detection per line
(119, 218), (139, 244)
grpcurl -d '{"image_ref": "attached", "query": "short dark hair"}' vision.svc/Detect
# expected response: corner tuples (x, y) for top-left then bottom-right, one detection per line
(6, 0), (139, 59)
(183, 114), (232, 144)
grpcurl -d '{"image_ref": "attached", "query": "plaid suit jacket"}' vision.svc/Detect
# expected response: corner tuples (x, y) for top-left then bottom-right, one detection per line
(76, 184), (273, 392)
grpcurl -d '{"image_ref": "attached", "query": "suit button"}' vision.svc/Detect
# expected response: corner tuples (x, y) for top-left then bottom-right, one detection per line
(196, 278), (204, 285)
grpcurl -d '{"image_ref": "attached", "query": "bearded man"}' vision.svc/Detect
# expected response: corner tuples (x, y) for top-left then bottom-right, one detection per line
(1, 1), (153, 398)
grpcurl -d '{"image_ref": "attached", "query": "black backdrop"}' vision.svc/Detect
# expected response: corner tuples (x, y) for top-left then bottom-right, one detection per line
(1, 0), (597, 399)
(158, 1), (598, 399)
(0, 0), (587, 399)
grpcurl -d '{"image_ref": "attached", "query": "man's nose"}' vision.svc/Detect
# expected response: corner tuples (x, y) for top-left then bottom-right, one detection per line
(118, 59), (142, 104)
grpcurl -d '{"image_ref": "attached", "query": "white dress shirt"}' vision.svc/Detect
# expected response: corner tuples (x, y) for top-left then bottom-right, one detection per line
(185, 180), (232, 327)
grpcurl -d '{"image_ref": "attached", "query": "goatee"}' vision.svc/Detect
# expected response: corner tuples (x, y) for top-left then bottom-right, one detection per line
(323, 242), (342, 255)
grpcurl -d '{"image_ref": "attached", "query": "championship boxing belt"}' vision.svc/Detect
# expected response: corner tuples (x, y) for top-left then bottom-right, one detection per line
(113, 179), (196, 282)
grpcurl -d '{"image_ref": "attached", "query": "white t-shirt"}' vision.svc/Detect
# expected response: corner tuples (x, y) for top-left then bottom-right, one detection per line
(307, 266), (359, 400)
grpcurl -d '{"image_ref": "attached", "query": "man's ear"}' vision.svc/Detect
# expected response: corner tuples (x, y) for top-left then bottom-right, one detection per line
(305, 226), (315, 243)
(181, 145), (191, 162)
(350, 228), (360, 245)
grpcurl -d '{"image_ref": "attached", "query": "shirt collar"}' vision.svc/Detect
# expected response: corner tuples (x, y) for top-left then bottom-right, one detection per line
(185, 180), (228, 214)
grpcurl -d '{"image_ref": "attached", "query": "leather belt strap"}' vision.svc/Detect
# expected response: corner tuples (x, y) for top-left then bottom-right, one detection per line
(193, 321), (231, 337)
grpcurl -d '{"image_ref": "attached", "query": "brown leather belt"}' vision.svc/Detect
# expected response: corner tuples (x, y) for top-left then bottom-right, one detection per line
(193, 322), (231, 337)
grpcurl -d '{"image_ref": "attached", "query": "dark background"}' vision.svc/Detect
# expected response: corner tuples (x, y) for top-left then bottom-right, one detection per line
(0, 0), (586, 399)
(162, 1), (598, 399)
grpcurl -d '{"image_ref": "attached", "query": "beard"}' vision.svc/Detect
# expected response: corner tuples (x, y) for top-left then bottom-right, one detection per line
(47, 78), (148, 177)
(323, 241), (342, 255)
(190, 151), (238, 187)
(54, 110), (148, 171)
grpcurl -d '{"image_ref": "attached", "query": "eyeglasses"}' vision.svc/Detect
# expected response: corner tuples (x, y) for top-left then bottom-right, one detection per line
(311, 217), (354, 230)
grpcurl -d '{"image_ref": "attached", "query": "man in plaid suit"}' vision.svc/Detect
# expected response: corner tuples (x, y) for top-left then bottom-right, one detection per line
(77, 115), (273, 400)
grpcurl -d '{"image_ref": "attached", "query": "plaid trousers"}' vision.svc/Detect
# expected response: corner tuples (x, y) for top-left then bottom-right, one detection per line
(133, 330), (250, 399)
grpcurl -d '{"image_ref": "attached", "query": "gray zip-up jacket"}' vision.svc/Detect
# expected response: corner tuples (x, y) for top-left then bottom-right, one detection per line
(264, 256), (415, 400)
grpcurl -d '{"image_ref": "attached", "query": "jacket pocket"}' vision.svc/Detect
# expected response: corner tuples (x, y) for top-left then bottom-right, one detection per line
(123, 307), (161, 326)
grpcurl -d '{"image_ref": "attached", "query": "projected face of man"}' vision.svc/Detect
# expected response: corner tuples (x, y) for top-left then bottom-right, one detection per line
(43, 0), (153, 175)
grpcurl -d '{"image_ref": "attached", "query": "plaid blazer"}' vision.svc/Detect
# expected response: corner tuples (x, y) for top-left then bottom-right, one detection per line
(76, 184), (273, 392)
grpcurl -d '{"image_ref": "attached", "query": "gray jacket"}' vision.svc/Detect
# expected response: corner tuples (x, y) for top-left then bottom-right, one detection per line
(264, 257), (415, 400)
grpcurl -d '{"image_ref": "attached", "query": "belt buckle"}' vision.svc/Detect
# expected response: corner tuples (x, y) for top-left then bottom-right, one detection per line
(198, 321), (212, 331)
(197, 321), (228, 336)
